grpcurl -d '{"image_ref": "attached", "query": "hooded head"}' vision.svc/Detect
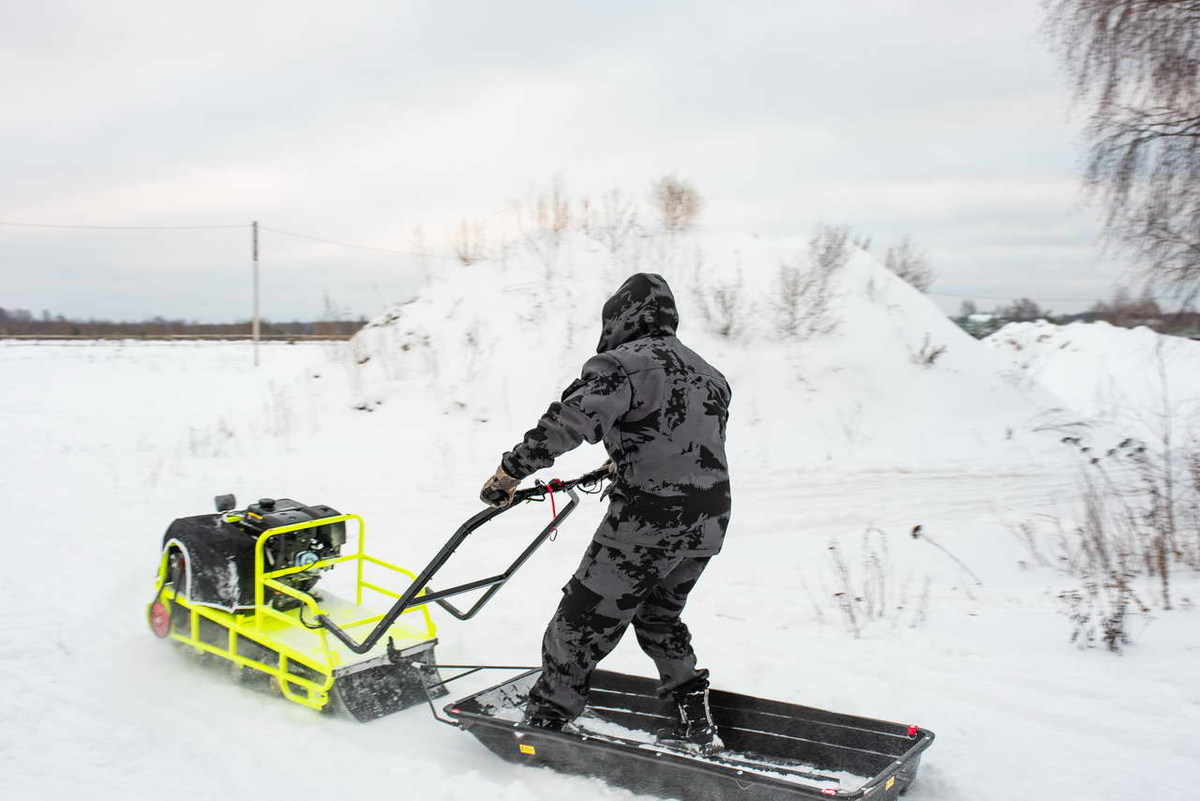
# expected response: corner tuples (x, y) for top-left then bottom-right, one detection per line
(597, 272), (678, 353)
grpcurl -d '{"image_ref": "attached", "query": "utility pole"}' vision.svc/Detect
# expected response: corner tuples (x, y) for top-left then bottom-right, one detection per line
(252, 220), (260, 367)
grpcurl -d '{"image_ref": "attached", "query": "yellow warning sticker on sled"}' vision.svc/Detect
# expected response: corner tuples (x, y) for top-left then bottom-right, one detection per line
(519, 744), (537, 755)
(886, 776), (895, 791)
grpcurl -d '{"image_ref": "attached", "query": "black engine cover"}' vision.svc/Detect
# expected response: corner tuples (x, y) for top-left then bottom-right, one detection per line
(161, 498), (346, 612)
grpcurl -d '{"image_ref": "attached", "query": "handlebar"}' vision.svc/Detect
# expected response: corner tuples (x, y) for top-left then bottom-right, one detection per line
(481, 464), (612, 507)
(511, 464), (613, 503)
(317, 466), (613, 655)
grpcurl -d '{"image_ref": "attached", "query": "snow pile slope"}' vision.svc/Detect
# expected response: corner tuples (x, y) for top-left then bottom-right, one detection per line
(984, 320), (1200, 439)
(341, 229), (1071, 476)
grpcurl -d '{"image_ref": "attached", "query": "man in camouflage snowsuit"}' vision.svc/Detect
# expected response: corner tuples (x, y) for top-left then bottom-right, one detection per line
(480, 272), (732, 746)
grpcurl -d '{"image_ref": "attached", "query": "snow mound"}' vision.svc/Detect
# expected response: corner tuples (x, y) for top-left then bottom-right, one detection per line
(342, 230), (1070, 473)
(984, 320), (1200, 439)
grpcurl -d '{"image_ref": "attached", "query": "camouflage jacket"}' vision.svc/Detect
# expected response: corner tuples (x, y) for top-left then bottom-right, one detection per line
(502, 273), (732, 555)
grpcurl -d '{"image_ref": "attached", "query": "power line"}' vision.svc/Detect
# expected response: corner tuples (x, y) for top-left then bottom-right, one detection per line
(0, 220), (247, 231)
(928, 289), (1103, 303)
(0, 219), (1126, 299)
(260, 225), (455, 259)
(0, 217), (458, 259)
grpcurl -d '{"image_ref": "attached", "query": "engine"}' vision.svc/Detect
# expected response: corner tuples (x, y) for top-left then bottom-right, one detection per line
(219, 495), (346, 610)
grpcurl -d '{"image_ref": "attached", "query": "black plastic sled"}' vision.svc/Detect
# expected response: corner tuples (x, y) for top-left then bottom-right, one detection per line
(444, 669), (933, 800)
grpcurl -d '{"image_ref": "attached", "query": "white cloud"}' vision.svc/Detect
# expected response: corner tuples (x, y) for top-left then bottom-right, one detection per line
(0, 0), (1134, 320)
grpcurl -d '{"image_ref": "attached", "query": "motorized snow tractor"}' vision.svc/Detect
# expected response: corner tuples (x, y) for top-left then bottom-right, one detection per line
(149, 495), (438, 720)
(148, 468), (935, 799)
(147, 469), (607, 720)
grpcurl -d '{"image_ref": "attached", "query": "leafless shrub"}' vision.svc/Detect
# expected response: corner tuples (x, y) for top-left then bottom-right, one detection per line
(1048, 478), (1153, 653)
(908, 334), (948, 367)
(692, 254), (752, 340)
(799, 577), (827, 625)
(826, 529), (931, 638)
(510, 174), (573, 248)
(451, 219), (487, 265)
(859, 527), (891, 620)
(1189, 447), (1200, 529)
(462, 319), (491, 383)
(828, 539), (861, 638)
(769, 224), (850, 339)
(509, 177), (592, 278)
(1008, 517), (1054, 569)
(884, 235), (936, 292)
(588, 188), (642, 257)
(810, 223), (854, 274)
(410, 225), (432, 284)
(1057, 581), (1141, 653)
(1062, 434), (1191, 603)
(262, 381), (293, 437)
(651, 175), (703, 233)
(539, 175), (573, 240)
(1018, 407), (1200, 650)
(909, 577), (932, 629)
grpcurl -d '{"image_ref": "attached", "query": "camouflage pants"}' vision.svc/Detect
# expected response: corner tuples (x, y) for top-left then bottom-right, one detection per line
(526, 539), (712, 721)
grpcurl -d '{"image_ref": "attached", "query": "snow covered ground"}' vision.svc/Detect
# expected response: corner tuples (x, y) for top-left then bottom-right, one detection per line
(2, 238), (1199, 800)
(985, 320), (1200, 443)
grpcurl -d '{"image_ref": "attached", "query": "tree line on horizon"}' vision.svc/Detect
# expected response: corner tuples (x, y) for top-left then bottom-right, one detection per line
(0, 307), (367, 338)
(952, 285), (1200, 339)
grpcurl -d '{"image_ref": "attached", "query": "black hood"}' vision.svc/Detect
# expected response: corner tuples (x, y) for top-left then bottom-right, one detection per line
(597, 273), (679, 353)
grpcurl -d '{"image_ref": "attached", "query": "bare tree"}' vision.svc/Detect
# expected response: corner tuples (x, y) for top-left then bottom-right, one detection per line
(1043, 0), (1200, 304)
(884, 235), (935, 292)
(959, 299), (979, 318)
(650, 175), (703, 233)
(997, 297), (1049, 322)
(1088, 284), (1163, 325)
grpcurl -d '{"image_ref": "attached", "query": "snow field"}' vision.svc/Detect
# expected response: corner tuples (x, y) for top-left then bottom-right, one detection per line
(2, 233), (1199, 800)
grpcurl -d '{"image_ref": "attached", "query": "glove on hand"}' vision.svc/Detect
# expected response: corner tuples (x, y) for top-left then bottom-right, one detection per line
(480, 464), (521, 508)
(600, 457), (617, 499)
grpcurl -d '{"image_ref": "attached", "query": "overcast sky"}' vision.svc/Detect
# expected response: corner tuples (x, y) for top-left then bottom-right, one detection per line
(1, 0), (1137, 322)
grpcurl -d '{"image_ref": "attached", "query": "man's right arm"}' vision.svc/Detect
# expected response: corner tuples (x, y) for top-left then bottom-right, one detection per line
(501, 353), (631, 480)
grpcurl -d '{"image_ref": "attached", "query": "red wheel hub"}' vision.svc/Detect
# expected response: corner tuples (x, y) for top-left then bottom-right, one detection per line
(149, 600), (170, 638)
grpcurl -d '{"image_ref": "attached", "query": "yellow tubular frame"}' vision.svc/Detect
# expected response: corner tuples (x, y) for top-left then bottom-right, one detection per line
(151, 512), (437, 713)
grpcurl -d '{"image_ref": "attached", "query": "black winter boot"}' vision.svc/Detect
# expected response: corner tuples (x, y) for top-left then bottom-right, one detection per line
(659, 686), (724, 755)
(522, 703), (569, 731)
